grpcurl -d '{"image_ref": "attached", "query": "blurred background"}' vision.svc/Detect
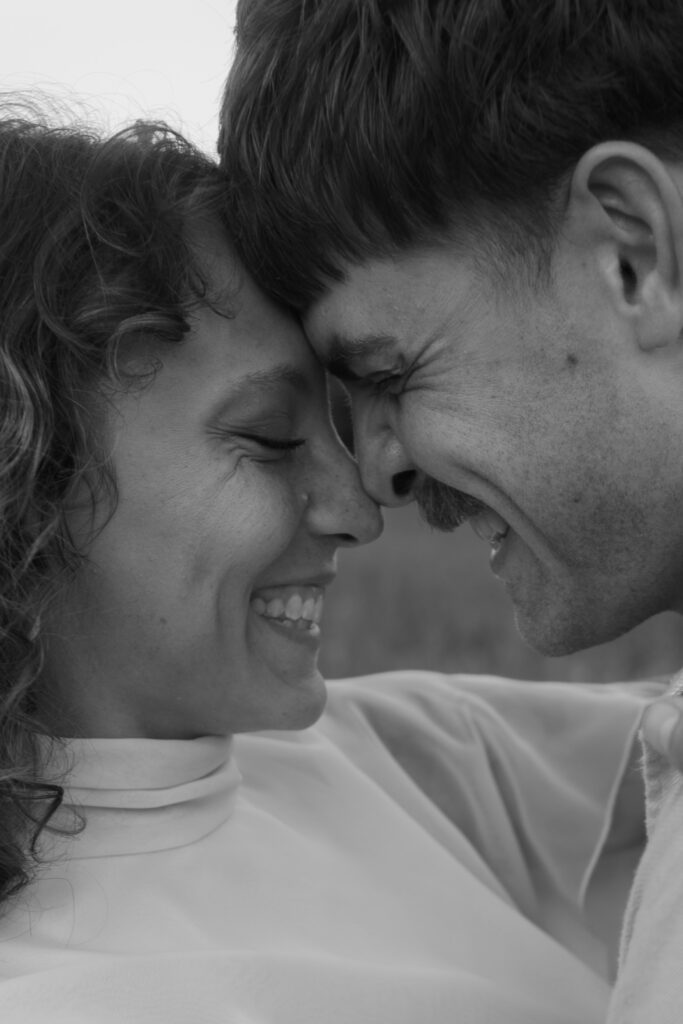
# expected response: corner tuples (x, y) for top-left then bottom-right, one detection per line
(5, 1), (683, 686)
(321, 503), (683, 683)
(0, 1), (237, 157)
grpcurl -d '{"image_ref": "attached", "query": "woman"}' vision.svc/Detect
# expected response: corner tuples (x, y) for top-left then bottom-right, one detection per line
(0, 110), (379, 881)
(0, 112), (664, 1023)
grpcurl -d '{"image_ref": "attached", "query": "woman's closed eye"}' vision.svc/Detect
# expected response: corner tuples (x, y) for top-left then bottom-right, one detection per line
(237, 432), (305, 453)
(208, 425), (307, 460)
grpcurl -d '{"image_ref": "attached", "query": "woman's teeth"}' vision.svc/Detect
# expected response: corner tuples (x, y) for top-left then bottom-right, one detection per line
(251, 587), (323, 630)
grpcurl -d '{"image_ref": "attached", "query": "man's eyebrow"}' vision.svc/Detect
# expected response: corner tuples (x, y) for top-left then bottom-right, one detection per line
(325, 334), (397, 380)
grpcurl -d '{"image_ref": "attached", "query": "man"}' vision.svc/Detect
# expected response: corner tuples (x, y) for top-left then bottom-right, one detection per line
(219, 1), (683, 1019)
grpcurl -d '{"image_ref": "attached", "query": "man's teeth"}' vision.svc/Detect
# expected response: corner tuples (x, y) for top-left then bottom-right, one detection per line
(471, 508), (510, 547)
(251, 587), (323, 629)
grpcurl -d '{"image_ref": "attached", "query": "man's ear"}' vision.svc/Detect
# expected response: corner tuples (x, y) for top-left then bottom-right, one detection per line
(567, 141), (683, 351)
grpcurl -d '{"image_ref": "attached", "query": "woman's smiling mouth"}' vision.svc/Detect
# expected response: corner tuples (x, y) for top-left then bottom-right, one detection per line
(251, 585), (324, 636)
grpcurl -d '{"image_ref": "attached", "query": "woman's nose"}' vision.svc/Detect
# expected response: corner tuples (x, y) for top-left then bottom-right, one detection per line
(306, 439), (383, 547)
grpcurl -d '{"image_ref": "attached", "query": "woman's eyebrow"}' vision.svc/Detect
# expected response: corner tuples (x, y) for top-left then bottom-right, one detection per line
(207, 364), (314, 420)
(231, 364), (313, 395)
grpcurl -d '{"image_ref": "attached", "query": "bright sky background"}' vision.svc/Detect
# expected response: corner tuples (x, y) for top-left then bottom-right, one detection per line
(0, 1), (239, 157)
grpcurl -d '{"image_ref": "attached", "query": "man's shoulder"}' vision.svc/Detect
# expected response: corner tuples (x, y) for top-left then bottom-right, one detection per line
(322, 670), (654, 735)
(318, 670), (556, 799)
(320, 671), (661, 802)
(322, 669), (492, 745)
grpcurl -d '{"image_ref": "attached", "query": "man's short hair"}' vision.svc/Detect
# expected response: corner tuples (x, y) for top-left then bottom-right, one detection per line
(220, 0), (683, 309)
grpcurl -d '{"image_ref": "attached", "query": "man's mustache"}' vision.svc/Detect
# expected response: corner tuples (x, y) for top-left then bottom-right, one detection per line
(415, 476), (486, 532)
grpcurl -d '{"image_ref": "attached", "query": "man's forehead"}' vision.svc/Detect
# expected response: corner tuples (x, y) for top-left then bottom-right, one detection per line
(303, 277), (407, 365)
(302, 245), (477, 371)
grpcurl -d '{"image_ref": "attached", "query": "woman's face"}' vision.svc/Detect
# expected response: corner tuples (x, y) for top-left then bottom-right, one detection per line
(41, 231), (382, 739)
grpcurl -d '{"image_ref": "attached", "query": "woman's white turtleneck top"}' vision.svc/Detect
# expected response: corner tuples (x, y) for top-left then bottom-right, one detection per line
(0, 670), (658, 1023)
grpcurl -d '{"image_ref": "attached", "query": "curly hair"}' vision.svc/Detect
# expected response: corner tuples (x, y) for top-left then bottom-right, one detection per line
(220, 0), (683, 309)
(0, 109), (231, 905)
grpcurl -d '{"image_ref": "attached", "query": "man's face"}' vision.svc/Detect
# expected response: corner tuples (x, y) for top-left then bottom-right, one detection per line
(304, 242), (683, 655)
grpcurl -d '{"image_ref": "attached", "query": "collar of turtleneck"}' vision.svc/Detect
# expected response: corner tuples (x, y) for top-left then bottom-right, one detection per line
(47, 735), (240, 858)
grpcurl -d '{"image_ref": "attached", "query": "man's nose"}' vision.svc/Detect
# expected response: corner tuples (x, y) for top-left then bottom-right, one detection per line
(353, 415), (419, 508)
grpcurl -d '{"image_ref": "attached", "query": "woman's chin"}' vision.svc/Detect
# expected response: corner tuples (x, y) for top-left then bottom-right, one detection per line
(267, 666), (329, 731)
(237, 611), (327, 729)
(225, 655), (328, 735)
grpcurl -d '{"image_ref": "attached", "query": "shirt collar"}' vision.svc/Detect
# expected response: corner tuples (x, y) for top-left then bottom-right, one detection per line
(45, 735), (240, 857)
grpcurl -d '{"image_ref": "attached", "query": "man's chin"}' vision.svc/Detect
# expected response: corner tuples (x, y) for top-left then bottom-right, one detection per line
(509, 567), (673, 657)
(511, 604), (606, 658)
